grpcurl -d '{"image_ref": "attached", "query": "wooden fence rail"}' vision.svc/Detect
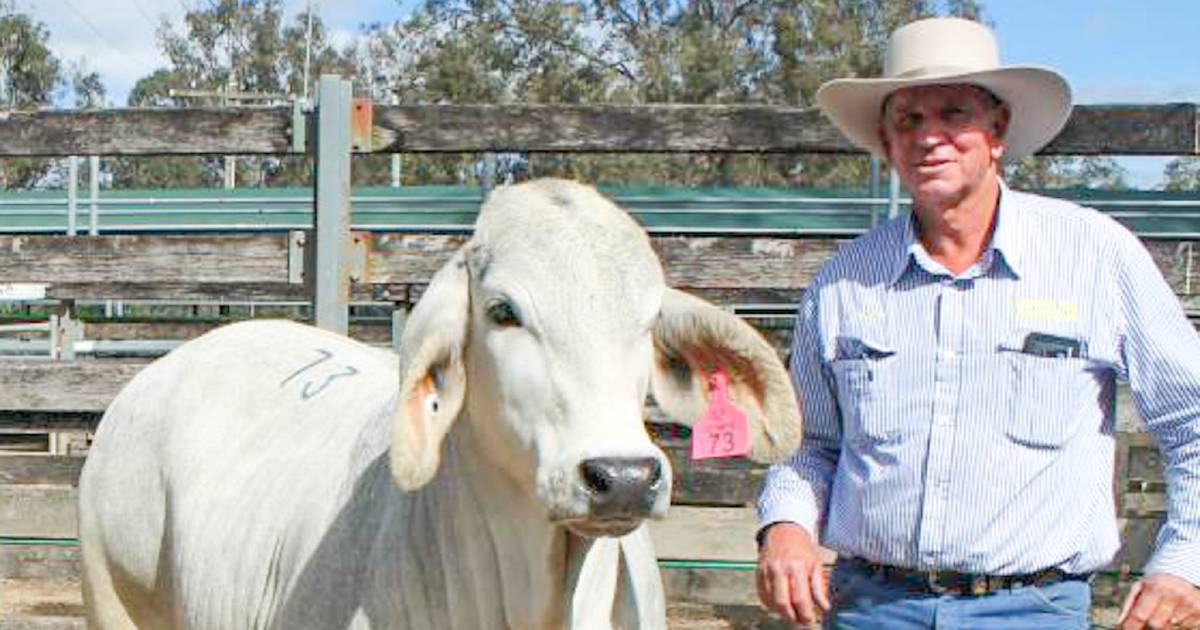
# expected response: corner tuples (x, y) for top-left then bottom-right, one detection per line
(0, 104), (1196, 156)
(4, 233), (1197, 305)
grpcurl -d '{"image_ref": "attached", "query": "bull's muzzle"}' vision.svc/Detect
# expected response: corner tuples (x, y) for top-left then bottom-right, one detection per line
(579, 456), (664, 520)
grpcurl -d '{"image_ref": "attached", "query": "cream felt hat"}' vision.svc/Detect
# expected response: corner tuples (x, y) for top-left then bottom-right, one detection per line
(815, 17), (1072, 160)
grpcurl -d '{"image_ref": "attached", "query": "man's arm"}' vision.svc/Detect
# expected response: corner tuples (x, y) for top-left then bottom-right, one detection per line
(757, 285), (842, 536)
(756, 286), (842, 625)
(1110, 229), (1200, 629)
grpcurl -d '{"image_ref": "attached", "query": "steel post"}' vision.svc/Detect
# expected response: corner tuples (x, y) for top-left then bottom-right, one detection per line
(67, 156), (78, 235)
(89, 156), (100, 235)
(888, 168), (901, 220)
(313, 75), (353, 334)
(869, 156), (880, 226)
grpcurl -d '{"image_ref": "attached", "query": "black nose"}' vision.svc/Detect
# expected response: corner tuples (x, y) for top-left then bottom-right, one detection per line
(579, 457), (664, 518)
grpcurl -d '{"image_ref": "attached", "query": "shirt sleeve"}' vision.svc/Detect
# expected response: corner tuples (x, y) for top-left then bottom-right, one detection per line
(756, 283), (842, 538)
(1113, 232), (1200, 586)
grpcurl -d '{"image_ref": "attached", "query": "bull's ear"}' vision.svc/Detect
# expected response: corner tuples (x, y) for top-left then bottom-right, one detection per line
(650, 288), (801, 463)
(389, 250), (470, 490)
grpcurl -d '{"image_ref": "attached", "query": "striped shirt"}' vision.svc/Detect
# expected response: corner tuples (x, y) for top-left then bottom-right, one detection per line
(757, 179), (1200, 584)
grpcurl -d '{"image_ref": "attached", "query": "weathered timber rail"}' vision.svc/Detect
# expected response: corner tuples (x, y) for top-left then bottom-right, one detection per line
(2, 233), (1195, 304)
(0, 103), (1196, 156)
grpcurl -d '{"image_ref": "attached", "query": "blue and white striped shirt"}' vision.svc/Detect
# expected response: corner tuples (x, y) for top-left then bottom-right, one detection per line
(758, 179), (1200, 583)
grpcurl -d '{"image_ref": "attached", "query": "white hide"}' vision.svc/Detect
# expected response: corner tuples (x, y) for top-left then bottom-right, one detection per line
(78, 178), (802, 629)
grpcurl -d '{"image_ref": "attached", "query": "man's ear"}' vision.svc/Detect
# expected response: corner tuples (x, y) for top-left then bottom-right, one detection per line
(650, 288), (802, 463)
(878, 123), (892, 156)
(389, 249), (470, 491)
(993, 102), (1012, 138)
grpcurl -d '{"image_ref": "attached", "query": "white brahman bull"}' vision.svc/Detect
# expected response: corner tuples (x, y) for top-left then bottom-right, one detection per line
(78, 178), (801, 629)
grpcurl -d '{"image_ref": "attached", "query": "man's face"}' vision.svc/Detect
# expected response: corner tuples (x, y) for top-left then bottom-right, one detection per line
(880, 84), (1009, 210)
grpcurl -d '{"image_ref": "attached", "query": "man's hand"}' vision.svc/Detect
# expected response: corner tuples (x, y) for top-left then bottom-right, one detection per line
(1119, 573), (1200, 629)
(756, 522), (831, 626)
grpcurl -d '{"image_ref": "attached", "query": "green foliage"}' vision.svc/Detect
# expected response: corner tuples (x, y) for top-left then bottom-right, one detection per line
(106, 157), (223, 190)
(0, 2), (63, 189)
(117, 0), (353, 188)
(152, 0), (352, 102)
(363, 0), (985, 187)
(105, 0), (1144, 192)
(70, 65), (106, 109)
(281, 9), (349, 98)
(1005, 156), (1129, 191)
(0, 3), (60, 108)
(127, 69), (188, 108)
(1163, 157), (1200, 192)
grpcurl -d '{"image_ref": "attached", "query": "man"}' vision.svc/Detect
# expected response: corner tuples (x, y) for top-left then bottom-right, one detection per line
(756, 17), (1200, 630)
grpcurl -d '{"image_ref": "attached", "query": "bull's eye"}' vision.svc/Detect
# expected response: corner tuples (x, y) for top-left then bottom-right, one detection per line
(486, 299), (521, 327)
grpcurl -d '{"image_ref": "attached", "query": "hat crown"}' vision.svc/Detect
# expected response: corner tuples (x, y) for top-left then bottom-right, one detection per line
(814, 16), (1071, 160)
(883, 18), (1000, 79)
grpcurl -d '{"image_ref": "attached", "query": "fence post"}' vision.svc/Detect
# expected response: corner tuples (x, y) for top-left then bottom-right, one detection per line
(313, 75), (354, 334)
(869, 156), (880, 227)
(390, 93), (402, 187)
(89, 156), (100, 235)
(887, 168), (901, 220)
(67, 156), (78, 235)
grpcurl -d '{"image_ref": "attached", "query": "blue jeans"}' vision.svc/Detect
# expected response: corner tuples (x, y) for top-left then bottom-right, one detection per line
(827, 560), (1092, 629)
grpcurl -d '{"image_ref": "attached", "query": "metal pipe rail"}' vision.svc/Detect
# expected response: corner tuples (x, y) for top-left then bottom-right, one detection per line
(0, 339), (182, 357)
(2, 189), (1198, 237)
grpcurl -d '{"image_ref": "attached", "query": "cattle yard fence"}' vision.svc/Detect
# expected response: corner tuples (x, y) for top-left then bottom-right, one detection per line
(1, 75), (1198, 627)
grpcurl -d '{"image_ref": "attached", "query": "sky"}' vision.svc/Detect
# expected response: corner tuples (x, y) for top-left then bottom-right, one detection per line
(17, 0), (1200, 188)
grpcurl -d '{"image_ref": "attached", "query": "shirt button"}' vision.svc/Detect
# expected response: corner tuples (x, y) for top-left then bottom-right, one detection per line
(938, 349), (957, 361)
(935, 415), (951, 426)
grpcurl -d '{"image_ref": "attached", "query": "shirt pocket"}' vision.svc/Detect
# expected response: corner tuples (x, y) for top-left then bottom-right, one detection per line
(1003, 351), (1092, 449)
(828, 338), (898, 444)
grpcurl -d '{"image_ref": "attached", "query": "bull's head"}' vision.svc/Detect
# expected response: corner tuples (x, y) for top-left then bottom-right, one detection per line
(388, 179), (801, 537)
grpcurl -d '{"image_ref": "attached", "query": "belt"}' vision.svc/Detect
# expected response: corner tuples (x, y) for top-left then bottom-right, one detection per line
(843, 557), (1091, 596)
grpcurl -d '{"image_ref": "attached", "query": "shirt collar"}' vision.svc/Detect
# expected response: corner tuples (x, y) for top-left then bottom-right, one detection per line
(886, 177), (1024, 287)
(990, 178), (1024, 279)
(886, 214), (920, 286)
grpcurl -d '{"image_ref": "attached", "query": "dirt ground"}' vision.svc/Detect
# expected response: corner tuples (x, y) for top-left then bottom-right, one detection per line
(1, 578), (83, 618)
(0, 578), (1128, 629)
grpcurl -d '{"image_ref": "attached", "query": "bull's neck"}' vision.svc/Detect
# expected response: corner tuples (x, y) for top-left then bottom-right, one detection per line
(376, 415), (569, 629)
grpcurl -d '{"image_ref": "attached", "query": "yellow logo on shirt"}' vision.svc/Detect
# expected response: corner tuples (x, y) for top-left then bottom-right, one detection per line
(855, 305), (886, 323)
(1014, 299), (1078, 321)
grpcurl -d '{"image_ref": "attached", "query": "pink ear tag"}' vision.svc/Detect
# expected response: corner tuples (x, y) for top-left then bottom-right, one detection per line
(690, 370), (751, 460)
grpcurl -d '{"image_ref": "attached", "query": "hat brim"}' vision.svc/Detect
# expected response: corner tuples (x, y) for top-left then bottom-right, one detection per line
(815, 66), (1072, 160)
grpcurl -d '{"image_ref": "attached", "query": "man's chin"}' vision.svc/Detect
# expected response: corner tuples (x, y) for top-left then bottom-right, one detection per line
(910, 181), (967, 210)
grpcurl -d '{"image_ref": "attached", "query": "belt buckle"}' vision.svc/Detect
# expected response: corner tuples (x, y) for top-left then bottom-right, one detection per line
(971, 576), (990, 596)
(925, 571), (953, 595)
(925, 571), (988, 596)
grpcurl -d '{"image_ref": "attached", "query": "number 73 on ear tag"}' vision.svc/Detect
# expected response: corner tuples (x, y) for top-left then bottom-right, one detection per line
(690, 370), (750, 460)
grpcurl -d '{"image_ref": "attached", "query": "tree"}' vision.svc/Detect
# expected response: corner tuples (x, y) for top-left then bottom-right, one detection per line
(1163, 157), (1200, 191)
(0, 2), (59, 108)
(354, 0), (627, 184)
(281, 7), (348, 100)
(0, 2), (62, 189)
(117, 0), (353, 188)
(127, 68), (188, 108)
(569, 1), (986, 186)
(154, 0), (353, 104)
(1005, 156), (1129, 191)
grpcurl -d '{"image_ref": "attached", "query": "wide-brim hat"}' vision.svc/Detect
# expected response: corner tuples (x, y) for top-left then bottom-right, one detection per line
(815, 17), (1072, 160)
